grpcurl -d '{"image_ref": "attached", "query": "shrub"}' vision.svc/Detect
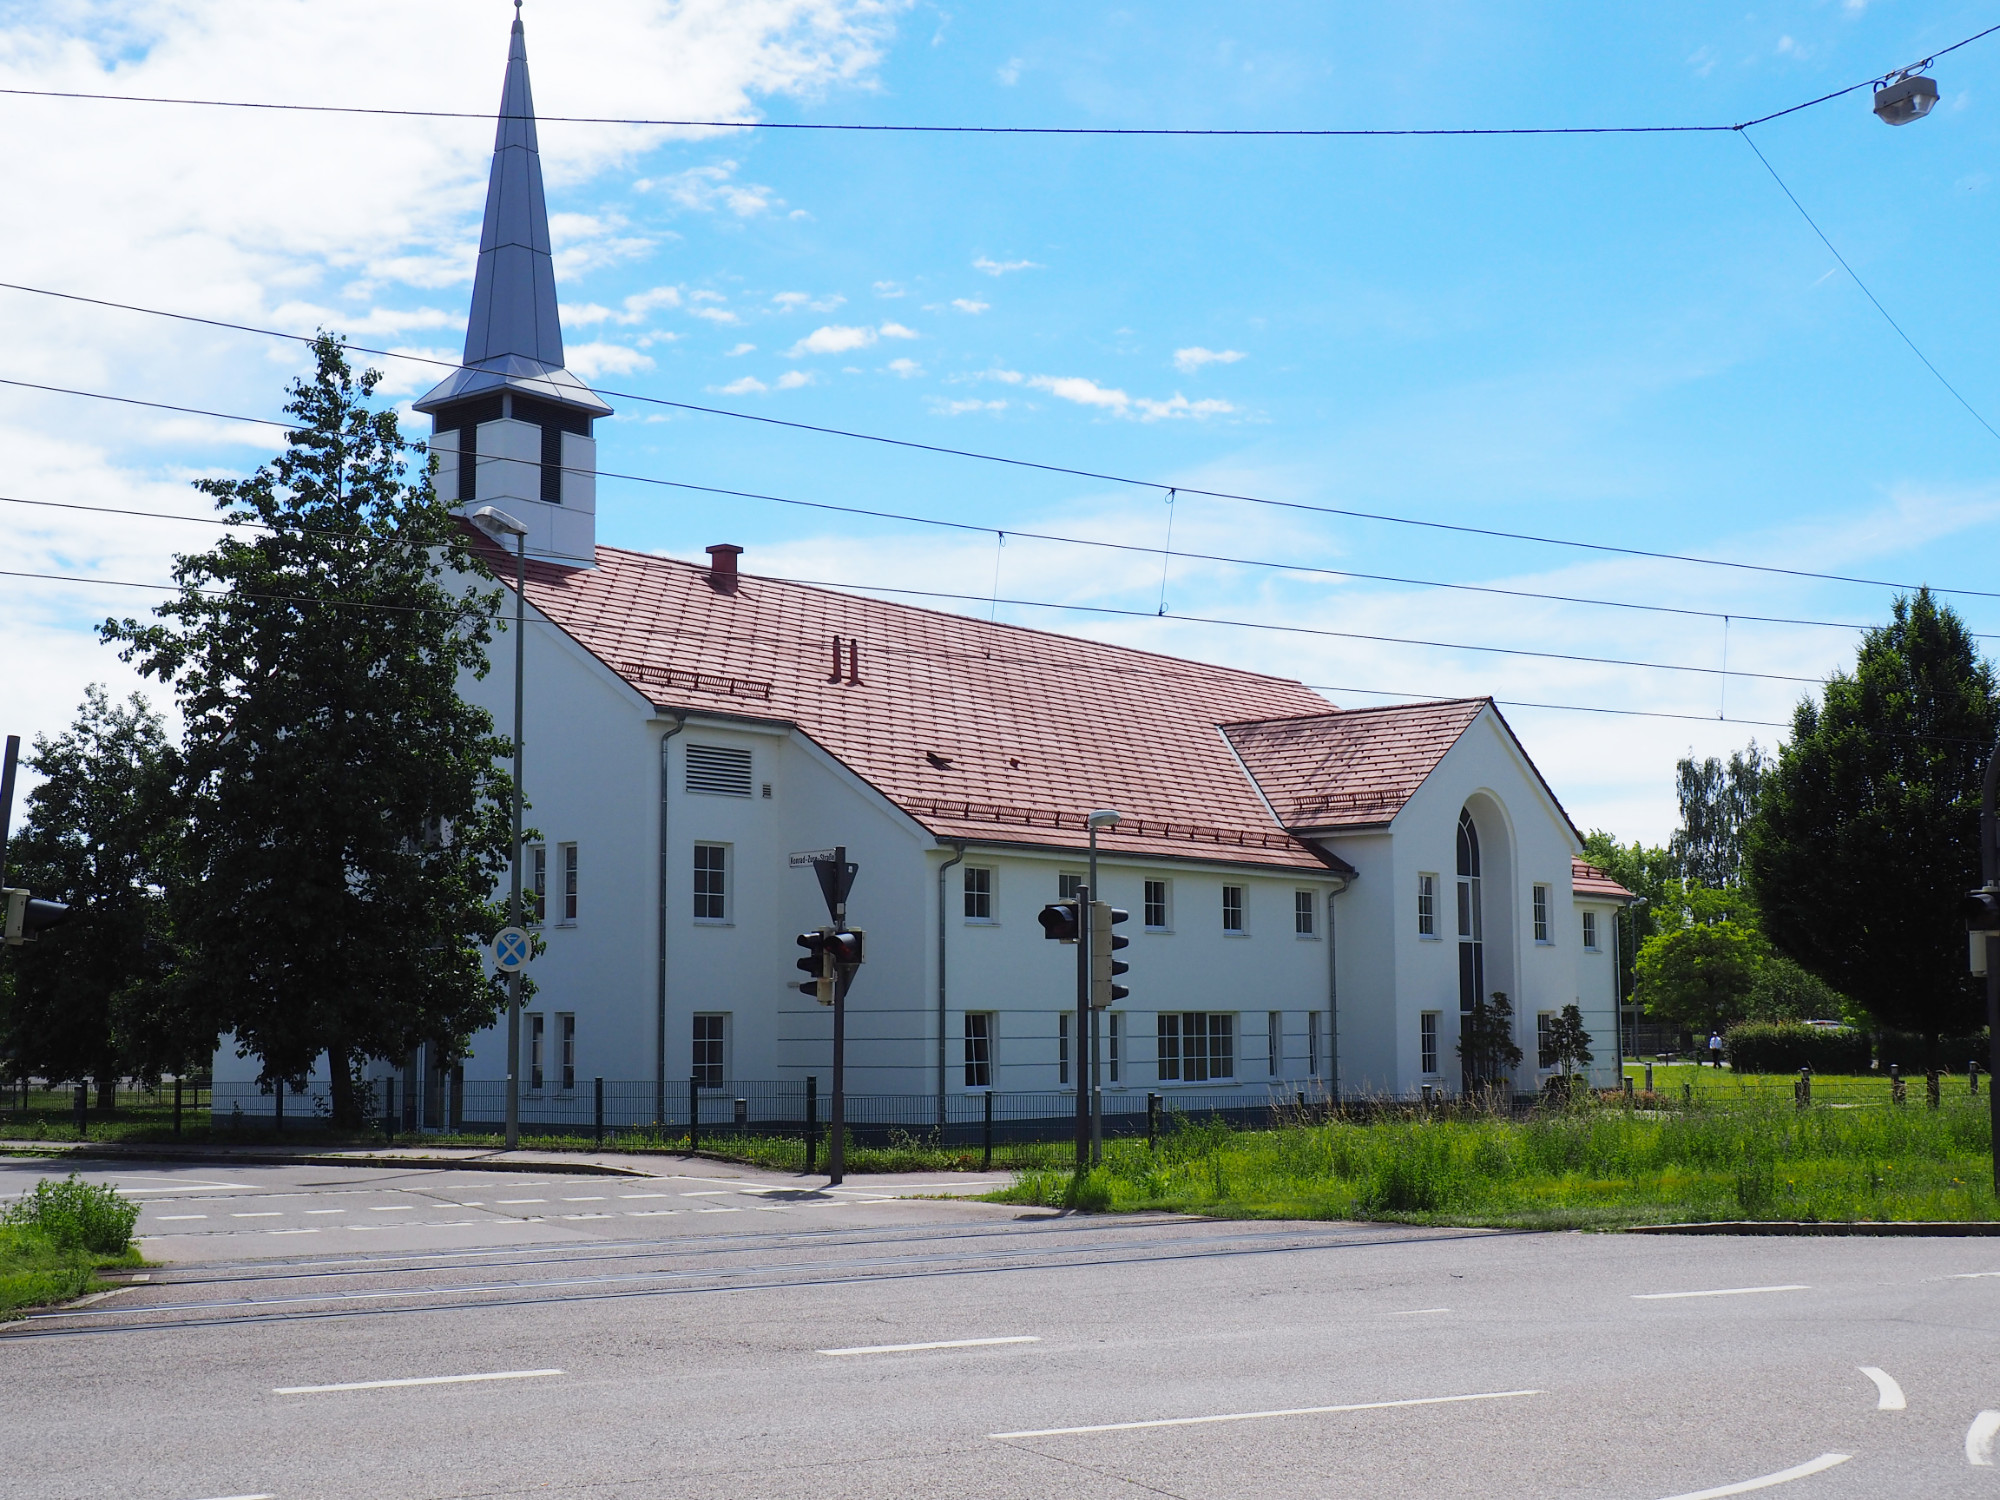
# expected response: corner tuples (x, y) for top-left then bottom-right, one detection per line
(1724, 1022), (1870, 1075)
(3, 1174), (140, 1254)
(1875, 1030), (1991, 1072)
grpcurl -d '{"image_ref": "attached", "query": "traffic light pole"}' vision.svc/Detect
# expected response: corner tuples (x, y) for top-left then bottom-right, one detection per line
(1984, 741), (1999, 1194)
(1075, 883), (1091, 1172)
(1088, 826), (1103, 1167)
(828, 936), (845, 1186)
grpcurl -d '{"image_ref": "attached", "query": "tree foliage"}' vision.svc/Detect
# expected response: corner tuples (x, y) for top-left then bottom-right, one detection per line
(104, 336), (516, 1124)
(1669, 743), (1768, 887)
(1542, 1003), (1594, 1079)
(1632, 919), (1765, 1032)
(1457, 991), (1524, 1092)
(1744, 589), (1997, 1044)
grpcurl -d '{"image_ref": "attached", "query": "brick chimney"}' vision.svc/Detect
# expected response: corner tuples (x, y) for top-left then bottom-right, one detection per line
(706, 544), (743, 593)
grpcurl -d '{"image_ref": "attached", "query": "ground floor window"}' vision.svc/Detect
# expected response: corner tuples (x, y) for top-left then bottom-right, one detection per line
(692, 1013), (726, 1088)
(1537, 1011), (1557, 1070)
(527, 1012), (545, 1091)
(1267, 1011), (1282, 1076)
(1057, 1012), (1070, 1086)
(1308, 1011), (1321, 1076)
(964, 1012), (994, 1088)
(558, 1013), (575, 1092)
(1421, 1012), (1440, 1076)
(1158, 1012), (1234, 1082)
(1108, 1011), (1122, 1084)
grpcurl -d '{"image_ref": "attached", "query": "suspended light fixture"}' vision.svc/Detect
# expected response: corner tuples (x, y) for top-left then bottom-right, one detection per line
(1873, 63), (1939, 125)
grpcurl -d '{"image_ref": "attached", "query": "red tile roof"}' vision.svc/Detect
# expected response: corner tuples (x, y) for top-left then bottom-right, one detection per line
(497, 541), (1353, 870)
(1571, 857), (1636, 902)
(1220, 699), (1489, 830)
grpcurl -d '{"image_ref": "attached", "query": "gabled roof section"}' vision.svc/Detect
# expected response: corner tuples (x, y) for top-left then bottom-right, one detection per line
(1220, 699), (1488, 831)
(1572, 857), (1636, 902)
(472, 537), (1352, 870)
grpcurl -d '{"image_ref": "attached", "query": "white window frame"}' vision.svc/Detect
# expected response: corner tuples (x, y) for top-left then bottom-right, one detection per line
(557, 1012), (576, 1093)
(963, 865), (996, 923)
(1537, 1010), (1558, 1071)
(964, 1012), (995, 1089)
(692, 1013), (727, 1088)
(693, 842), (729, 924)
(1267, 1011), (1282, 1077)
(1532, 883), (1552, 944)
(527, 844), (547, 925)
(1143, 878), (1171, 932)
(1057, 1011), (1070, 1087)
(1221, 885), (1246, 934)
(1058, 871), (1084, 900)
(1420, 1011), (1441, 1077)
(557, 842), (577, 925)
(1157, 1012), (1235, 1082)
(1418, 873), (1438, 939)
(526, 1011), (545, 1093)
(1108, 1011), (1122, 1084)
(1582, 909), (1600, 951)
(1293, 891), (1317, 938)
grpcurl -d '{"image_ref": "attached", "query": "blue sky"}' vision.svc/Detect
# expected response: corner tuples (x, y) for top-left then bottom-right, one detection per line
(7, 0), (2000, 843)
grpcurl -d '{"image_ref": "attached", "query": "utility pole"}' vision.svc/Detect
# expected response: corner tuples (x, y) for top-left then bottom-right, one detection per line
(1983, 744), (2000, 1193)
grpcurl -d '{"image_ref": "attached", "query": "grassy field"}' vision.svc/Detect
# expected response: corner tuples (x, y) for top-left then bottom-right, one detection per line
(989, 1093), (2000, 1229)
(1620, 1063), (1987, 1107)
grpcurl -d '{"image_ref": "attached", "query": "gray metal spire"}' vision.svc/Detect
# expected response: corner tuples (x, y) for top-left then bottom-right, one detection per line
(416, 3), (609, 417)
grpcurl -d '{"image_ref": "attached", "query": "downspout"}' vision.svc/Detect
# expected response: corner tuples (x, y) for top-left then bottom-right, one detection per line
(1326, 879), (1347, 1103)
(936, 840), (967, 1128)
(655, 711), (688, 1128)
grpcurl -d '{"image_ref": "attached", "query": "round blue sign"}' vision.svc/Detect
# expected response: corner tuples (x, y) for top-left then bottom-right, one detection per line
(492, 926), (531, 973)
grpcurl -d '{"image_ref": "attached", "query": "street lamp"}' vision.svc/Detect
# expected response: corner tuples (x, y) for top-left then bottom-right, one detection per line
(472, 505), (529, 1151)
(1086, 809), (1121, 1165)
(1873, 64), (1939, 126)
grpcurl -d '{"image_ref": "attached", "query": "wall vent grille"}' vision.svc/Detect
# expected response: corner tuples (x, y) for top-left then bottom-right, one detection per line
(685, 744), (754, 798)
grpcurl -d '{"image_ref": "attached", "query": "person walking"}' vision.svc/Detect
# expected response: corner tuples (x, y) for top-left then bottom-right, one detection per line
(1708, 1031), (1724, 1069)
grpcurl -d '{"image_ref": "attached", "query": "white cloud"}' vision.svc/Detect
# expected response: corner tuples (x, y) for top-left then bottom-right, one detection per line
(641, 161), (783, 217)
(873, 280), (906, 297)
(690, 305), (742, 325)
(931, 397), (1008, 415)
(724, 342), (757, 356)
(775, 370), (816, 389)
(973, 256), (1040, 276)
(772, 290), (846, 311)
(1172, 346), (1245, 373)
(565, 342), (655, 378)
(787, 324), (877, 356)
(951, 298), (990, 314)
(887, 357), (922, 378)
(878, 322), (919, 340)
(996, 57), (1023, 86)
(713, 375), (768, 395)
(1026, 375), (1235, 422)
(567, 285), (684, 326)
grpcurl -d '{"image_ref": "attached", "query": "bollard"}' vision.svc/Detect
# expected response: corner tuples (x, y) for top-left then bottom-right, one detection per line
(1682, 1082), (1693, 1107)
(734, 1097), (748, 1134)
(384, 1076), (396, 1143)
(688, 1076), (700, 1155)
(1644, 1062), (1654, 1094)
(982, 1088), (994, 1171)
(1147, 1092), (1161, 1149)
(1890, 1064), (1906, 1106)
(1421, 1082), (1433, 1109)
(1927, 1069), (1940, 1110)
(74, 1084), (87, 1140)
(173, 1077), (183, 1138)
(1795, 1068), (1811, 1109)
(593, 1076), (604, 1146)
(804, 1076), (818, 1174)
(1623, 1076), (1635, 1104)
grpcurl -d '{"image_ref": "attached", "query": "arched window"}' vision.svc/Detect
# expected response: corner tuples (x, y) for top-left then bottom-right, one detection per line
(1456, 809), (1483, 1015)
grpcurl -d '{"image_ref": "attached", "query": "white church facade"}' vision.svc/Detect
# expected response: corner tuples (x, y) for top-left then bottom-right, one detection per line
(214, 10), (1630, 1127)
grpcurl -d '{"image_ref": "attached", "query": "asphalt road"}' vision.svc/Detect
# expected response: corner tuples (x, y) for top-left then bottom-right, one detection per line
(5, 1153), (2000, 1500)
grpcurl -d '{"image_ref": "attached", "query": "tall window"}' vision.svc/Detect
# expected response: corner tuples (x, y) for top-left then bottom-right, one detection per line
(692, 1014), (725, 1088)
(528, 845), (547, 924)
(559, 844), (578, 923)
(1057, 1012), (1070, 1086)
(1418, 874), (1438, 937)
(963, 866), (994, 921)
(1158, 1013), (1234, 1082)
(1143, 879), (1169, 930)
(1059, 872), (1083, 899)
(964, 1013), (994, 1088)
(1308, 1011), (1321, 1076)
(1421, 1012), (1440, 1076)
(1267, 1012), (1282, 1076)
(527, 1013), (545, 1091)
(1456, 810), (1484, 1017)
(1582, 910), (1599, 951)
(1533, 884), (1551, 944)
(558, 1014), (576, 1092)
(1108, 1012), (1122, 1084)
(1294, 891), (1316, 937)
(693, 844), (728, 922)
(1536, 1012), (1557, 1070)
(1222, 886), (1245, 933)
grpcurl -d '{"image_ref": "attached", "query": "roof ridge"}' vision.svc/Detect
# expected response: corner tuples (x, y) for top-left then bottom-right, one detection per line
(1218, 696), (1491, 731)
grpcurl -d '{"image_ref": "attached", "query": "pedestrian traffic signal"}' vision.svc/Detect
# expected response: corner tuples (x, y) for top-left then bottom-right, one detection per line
(1089, 901), (1129, 1007)
(1, 889), (69, 947)
(1966, 886), (2000, 935)
(1037, 899), (1080, 943)
(795, 928), (833, 1003)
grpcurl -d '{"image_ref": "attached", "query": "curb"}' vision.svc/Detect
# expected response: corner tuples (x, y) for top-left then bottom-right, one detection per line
(1626, 1219), (2000, 1237)
(6, 1141), (662, 1178)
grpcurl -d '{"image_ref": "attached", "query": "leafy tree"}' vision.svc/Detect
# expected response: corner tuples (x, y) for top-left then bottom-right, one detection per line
(1631, 919), (1765, 1033)
(1581, 830), (1672, 998)
(1744, 589), (1997, 1055)
(104, 335), (516, 1125)
(1, 687), (185, 1099)
(1743, 953), (1851, 1025)
(1541, 1003), (1595, 1084)
(1669, 743), (1768, 887)
(1457, 991), (1524, 1093)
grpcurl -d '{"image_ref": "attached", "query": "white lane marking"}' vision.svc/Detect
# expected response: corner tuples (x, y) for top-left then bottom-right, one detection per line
(231, 1213), (282, 1219)
(1390, 1308), (1451, 1316)
(495, 1199), (545, 1204)
(275, 1369), (565, 1396)
(269, 1229), (318, 1236)
(620, 1193), (672, 1199)
(370, 1205), (416, 1212)
(155, 1215), (207, 1221)
(305, 1209), (344, 1215)
(626, 1210), (677, 1217)
(561, 1196), (606, 1202)
(1969, 1410), (2000, 1466)
(182, 1493), (276, 1499)
(1951, 1271), (2000, 1279)
(1655, 1453), (1849, 1499)
(1858, 1367), (1905, 1411)
(697, 1207), (743, 1214)
(989, 1388), (1540, 1439)
(451, 1201), (484, 1207)
(822, 1336), (1040, 1357)
(560, 1213), (612, 1221)
(1633, 1285), (1809, 1301)
(680, 1191), (729, 1197)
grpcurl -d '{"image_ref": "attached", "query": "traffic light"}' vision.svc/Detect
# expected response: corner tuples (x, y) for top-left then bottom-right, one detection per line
(796, 928), (833, 1003)
(830, 928), (865, 1001)
(1037, 899), (1080, 943)
(1089, 902), (1129, 1007)
(2, 889), (69, 947)
(1966, 886), (2000, 934)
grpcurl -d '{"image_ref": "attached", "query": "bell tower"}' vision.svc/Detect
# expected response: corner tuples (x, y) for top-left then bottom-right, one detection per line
(415, 2), (610, 568)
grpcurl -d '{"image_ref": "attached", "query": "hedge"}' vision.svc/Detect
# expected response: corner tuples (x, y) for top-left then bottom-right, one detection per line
(1875, 1030), (1992, 1072)
(1723, 1022), (1871, 1075)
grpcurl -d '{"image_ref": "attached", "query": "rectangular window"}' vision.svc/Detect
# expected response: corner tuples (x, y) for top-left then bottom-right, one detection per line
(1222, 886), (1245, 933)
(1418, 874), (1438, 937)
(1421, 1012), (1440, 1076)
(963, 866), (994, 921)
(1294, 891), (1316, 937)
(693, 843), (728, 922)
(1143, 879), (1169, 930)
(527, 845), (547, 925)
(1058, 1011), (1070, 1086)
(1533, 884), (1551, 944)
(964, 1013), (993, 1088)
(1537, 1011), (1557, 1070)
(1308, 1011), (1321, 1076)
(457, 424), (477, 504)
(1267, 1011), (1282, 1076)
(692, 1014), (725, 1089)
(1157, 1013), (1234, 1082)
(1108, 1012), (1122, 1084)
(685, 743), (754, 797)
(558, 1013), (575, 1092)
(1582, 910), (1599, 951)
(1058, 872), (1083, 900)
(527, 1012), (545, 1092)
(558, 843), (578, 923)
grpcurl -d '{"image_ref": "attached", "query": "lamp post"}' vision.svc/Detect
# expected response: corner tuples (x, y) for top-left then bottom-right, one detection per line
(473, 506), (529, 1151)
(1982, 743), (2000, 1193)
(1086, 809), (1121, 1166)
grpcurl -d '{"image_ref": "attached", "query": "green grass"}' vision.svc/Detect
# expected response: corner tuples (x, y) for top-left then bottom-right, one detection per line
(1622, 1063), (1986, 1106)
(0, 1227), (142, 1318)
(0, 1173), (146, 1319)
(987, 1094), (2000, 1229)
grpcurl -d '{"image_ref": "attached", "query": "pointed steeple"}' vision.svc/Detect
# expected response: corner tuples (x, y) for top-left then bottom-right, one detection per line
(465, 2), (562, 369)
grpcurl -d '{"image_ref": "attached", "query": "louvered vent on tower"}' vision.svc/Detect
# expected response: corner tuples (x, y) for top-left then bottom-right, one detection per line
(685, 744), (754, 797)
